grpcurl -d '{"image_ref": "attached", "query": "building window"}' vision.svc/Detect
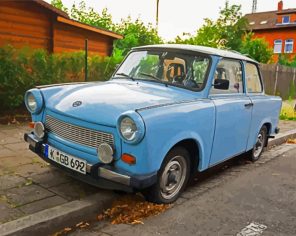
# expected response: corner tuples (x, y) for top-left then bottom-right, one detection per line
(282, 16), (290, 24)
(274, 40), (282, 53)
(284, 39), (294, 53)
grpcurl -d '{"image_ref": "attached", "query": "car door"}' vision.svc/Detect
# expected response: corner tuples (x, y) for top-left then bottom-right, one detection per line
(209, 59), (252, 166)
(244, 62), (272, 151)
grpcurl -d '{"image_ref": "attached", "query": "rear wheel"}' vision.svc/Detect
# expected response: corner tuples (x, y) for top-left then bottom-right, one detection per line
(248, 125), (268, 162)
(143, 147), (191, 204)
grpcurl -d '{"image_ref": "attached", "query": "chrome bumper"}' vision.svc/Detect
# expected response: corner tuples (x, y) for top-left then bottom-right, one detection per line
(24, 133), (156, 190)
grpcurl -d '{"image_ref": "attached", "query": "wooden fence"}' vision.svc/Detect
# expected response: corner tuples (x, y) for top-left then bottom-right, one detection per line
(260, 64), (296, 100)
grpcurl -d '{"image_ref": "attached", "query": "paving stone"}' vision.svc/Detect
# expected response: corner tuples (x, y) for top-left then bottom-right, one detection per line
(49, 181), (99, 201)
(0, 147), (15, 158)
(0, 156), (34, 168)
(14, 163), (51, 178)
(1, 127), (28, 136)
(5, 184), (55, 206)
(0, 175), (27, 190)
(31, 170), (72, 188)
(5, 149), (37, 159)
(4, 142), (28, 152)
(0, 201), (24, 223)
(18, 195), (67, 215)
(0, 136), (24, 145)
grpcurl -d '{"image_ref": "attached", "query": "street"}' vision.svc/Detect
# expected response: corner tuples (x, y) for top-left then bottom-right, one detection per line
(67, 144), (296, 236)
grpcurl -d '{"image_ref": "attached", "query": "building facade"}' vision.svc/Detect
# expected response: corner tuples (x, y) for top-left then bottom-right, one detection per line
(245, 1), (296, 61)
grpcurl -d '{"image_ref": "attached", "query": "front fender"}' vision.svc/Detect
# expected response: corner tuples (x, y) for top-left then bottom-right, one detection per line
(159, 131), (207, 172)
(137, 99), (216, 174)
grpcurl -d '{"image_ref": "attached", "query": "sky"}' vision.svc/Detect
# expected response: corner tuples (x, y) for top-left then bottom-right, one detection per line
(46, 0), (296, 40)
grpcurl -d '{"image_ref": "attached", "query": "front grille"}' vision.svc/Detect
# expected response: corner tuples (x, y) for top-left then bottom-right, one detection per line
(45, 115), (114, 149)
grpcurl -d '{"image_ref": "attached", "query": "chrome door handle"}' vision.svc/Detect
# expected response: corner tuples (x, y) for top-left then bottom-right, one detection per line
(244, 102), (254, 108)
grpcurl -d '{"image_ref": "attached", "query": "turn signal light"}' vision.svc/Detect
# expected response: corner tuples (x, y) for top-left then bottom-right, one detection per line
(29, 122), (35, 129)
(121, 153), (136, 165)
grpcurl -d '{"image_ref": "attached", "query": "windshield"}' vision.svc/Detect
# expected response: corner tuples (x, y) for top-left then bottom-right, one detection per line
(114, 50), (210, 91)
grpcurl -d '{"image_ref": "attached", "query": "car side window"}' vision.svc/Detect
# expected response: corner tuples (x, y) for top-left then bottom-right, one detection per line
(210, 59), (243, 94)
(245, 63), (263, 93)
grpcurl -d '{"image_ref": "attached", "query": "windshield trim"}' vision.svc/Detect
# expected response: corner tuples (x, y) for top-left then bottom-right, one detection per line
(111, 48), (212, 92)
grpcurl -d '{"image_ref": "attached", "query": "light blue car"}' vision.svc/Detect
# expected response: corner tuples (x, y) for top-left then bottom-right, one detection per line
(24, 44), (282, 203)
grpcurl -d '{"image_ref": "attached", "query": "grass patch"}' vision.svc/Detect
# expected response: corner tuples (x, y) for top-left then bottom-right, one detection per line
(280, 103), (296, 121)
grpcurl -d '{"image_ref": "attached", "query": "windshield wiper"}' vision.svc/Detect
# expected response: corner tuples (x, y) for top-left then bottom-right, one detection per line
(139, 72), (161, 81)
(115, 73), (135, 81)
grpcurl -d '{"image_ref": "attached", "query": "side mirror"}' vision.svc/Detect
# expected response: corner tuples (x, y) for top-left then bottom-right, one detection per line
(213, 79), (229, 90)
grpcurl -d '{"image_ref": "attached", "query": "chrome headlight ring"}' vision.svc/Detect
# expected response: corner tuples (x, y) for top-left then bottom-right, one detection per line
(24, 89), (44, 114)
(117, 111), (145, 144)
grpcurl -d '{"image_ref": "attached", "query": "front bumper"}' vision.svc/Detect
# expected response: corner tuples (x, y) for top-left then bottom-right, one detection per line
(24, 133), (157, 192)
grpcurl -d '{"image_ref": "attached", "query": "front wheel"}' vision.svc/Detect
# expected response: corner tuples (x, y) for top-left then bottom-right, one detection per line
(142, 147), (191, 204)
(248, 125), (268, 162)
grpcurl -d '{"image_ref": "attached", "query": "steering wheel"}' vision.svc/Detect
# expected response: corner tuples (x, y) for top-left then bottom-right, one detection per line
(172, 75), (184, 84)
(183, 79), (198, 88)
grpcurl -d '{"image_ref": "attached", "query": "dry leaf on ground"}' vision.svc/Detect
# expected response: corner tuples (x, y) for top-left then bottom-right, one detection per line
(287, 139), (296, 144)
(97, 194), (170, 225)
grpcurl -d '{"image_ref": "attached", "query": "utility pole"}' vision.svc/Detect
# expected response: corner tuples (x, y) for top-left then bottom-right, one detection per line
(252, 0), (257, 13)
(156, 0), (159, 31)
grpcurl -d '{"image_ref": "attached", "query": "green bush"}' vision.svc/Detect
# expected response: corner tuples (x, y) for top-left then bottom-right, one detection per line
(0, 45), (123, 111)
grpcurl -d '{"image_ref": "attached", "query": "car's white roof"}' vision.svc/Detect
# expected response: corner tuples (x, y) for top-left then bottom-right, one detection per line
(134, 44), (257, 63)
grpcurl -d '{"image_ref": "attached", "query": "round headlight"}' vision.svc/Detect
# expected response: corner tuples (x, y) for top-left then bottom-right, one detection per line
(34, 122), (45, 139)
(27, 93), (37, 112)
(120, 117), (137, 141)
(97, 143), (114, 164)
(25, 89), (43, 114)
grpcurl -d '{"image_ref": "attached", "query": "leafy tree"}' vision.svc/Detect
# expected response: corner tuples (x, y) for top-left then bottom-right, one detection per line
(240, 33), (273, 63)
(115, 17), (163, 56)
(51, 0), (162, 56)
(174, 1), (247, 51)
(70, 2), (115, 31)
(278, 54), (296, 67)
(51, 0), (68, 13)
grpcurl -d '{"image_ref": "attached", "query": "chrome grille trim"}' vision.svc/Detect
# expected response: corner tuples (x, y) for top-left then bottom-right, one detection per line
(45, 115), (114, 148)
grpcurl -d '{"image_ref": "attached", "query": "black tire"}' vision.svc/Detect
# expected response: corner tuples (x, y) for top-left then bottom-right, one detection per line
(142, 146), (191, 204)
(248, 125), (268, 162)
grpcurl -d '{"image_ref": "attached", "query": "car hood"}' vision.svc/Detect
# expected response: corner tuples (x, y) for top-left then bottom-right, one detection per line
(43, 80), (200, 126)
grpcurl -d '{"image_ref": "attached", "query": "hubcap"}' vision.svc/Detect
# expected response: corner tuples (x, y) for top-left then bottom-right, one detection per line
(160, 155), (187, 200)
(254, 131), (265, 158)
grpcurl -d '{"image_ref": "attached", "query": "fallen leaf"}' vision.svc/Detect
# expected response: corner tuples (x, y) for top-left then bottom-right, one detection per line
(76, 222), (84, 227)
(98, 194), (170, 225)
(287, 139), (296, 144)
(64, 227), (72, 232)
(131, 220), (144, 225)
(97, 214), (104, 221)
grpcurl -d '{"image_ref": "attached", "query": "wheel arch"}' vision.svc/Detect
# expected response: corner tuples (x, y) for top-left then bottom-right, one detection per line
(262, 122), (271, 147)
(159, 133), (206, 175)
(169, 139), (200, 176)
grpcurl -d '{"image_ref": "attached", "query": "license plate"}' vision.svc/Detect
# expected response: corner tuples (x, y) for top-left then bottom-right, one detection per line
(45, 145), (87, 174)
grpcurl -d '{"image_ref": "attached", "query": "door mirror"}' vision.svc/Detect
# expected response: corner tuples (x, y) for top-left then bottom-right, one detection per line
(213, 79), (229, 90)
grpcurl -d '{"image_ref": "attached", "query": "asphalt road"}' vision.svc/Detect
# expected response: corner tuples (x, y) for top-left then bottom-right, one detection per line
(68, 144), (296, 236)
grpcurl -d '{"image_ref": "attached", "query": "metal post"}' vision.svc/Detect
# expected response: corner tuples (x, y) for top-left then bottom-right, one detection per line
(85, 39), (88, 82)
(156, 0), (160, 31)
(274, 64), (279, 95)
(293, 68), (296, 85)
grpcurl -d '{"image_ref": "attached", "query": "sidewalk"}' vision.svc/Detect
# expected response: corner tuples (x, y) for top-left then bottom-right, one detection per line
(0, 124), (114, 224)
(0, 120), (295, 234)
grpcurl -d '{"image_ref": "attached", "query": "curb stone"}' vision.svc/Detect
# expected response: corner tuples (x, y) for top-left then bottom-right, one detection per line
(0, 128), (295, 236)
(0, 192), (117, 236)
(267, 128), (296, 148)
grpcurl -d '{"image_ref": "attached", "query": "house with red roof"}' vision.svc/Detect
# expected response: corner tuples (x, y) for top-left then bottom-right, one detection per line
(245, 1), (296, 61)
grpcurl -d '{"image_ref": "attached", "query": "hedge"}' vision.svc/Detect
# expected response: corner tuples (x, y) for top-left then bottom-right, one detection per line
(0, 45), (123, 111)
